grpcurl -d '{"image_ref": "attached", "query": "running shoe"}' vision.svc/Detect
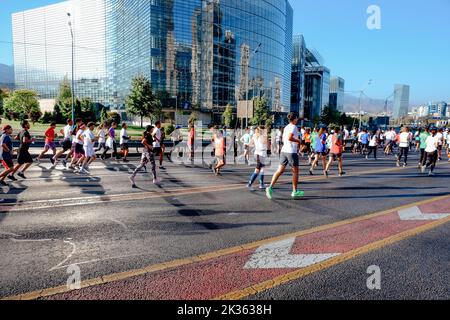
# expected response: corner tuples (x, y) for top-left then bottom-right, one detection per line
(50, 157), (55, 165)
(420, 166), (426, 173)
(153, 177), (162, 185)
(35, 158), (40, 165)
(7, 175), (17, 181)
(159, 166), (166, 170)
(129, 176), (137, 188)
(123, 159), (130, 163)
(0, 180), (8, 186)
(247, 184), (255, 192)
(324, 170), (329, 178)
(259, 184), (267, 190)
(396, 161), (401, 167)
(291, 190), (305, 198)
(62, 159), (67, 167)
(429, 171), (435, 176)
(265, 186), (274, 200)
(339, 171), (346, 177)
(309, 169), (314, 176)
(17, 172), (27, 179)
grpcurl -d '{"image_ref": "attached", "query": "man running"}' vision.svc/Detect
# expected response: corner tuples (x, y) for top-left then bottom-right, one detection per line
(436, 128), (444, 161)
(95, 122), (107, 155)
(309, 126), (328, 176)
(0, 125), (14, 186)
(212, 127), (226, 176)
(266, 112), (304, 200)
(367, 130), (379, 160)
(152, 121), (164, 169)
(53, 119), (73, 166)
(421, 127), (439, 176)
(241, 128), (252, 165)
(397, 127), (411, 167)
(102, 122), (119, 160)
(36, 122), (57, 165)
(69, 123), (86, 170)
(418, 127), (430, 168)
(325, 127), (346, 177)
(129, 125), (160, 188)
(79, 122), (96, 174)
(9, 120), (34, 180)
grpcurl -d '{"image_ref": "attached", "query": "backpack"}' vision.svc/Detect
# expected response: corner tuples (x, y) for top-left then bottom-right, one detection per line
(0, 134), (5, 160)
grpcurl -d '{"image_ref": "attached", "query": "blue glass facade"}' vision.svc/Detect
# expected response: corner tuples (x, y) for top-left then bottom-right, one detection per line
(106, 0), (293, 113)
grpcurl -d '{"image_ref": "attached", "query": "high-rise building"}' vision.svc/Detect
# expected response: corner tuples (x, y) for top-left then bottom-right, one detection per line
(329, 76), (345, 112)
(428, 101), (447, 118)
(291, 35), (306, 116)
(303, 66), (330, 121)
(392, 84), (410, 119)
(12, 0), (108, 104)
(13, 0), (294, 117)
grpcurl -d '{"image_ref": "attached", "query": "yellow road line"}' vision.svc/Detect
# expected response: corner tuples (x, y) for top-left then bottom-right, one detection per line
(215, 215), (450, 300)
(2, 193), (449, 301)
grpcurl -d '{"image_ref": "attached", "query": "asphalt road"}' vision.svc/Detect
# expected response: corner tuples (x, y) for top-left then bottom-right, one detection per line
(0, 150), (449, 300)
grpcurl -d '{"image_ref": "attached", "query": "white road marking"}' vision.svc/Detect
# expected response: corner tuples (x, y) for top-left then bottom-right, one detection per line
(398, 206), (450, 221)
(245, 237), (341, 269)
(50, 253), (145, 271)
(49, 240), (77, 272)
(104, 218), (128, 231)
(0, 231), (22, 237)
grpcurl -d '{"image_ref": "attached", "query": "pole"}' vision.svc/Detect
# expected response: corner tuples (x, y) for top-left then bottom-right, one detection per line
(68, 13), (75, 124)
(175, 96), (178, 126)
(358, 91), (362, 130)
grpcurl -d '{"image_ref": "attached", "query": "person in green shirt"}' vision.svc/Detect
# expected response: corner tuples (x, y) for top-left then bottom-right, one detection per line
(419, 127), (430, 167)
(309, 127), (319, 165)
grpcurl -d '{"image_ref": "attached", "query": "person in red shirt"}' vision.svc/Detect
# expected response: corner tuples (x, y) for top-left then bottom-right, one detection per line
(325, 127), (346, 177)
(36, 122), (57, 165)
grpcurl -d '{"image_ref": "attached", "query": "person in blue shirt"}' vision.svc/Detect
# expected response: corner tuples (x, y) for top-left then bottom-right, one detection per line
(309, 126), (329, 176)
(360, 129), (370, 156)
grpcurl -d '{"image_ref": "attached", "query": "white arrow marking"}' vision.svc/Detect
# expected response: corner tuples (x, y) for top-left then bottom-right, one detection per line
(398, 206), (450, 221)
(244, 237), (340, 269)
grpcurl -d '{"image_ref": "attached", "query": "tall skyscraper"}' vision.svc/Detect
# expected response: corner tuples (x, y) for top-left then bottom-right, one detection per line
(291, 35), (306, 116)
(329, 76), (345, 112)
(393, 84), (410, 119)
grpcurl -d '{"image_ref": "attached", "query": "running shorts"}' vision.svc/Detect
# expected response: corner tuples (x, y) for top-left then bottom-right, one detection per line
(61, 139), (72, 152)
(331, 153), (342, 161)
(153, 147), (162, 156)
(280, 152), (299, 167)
(45, 141), (56, 150)
(83, 145), (95, 158)
(255, 154), (266, 170)
(75, 143), (85, 157)
(120, 143), (129, 151)
(17, 150), (33, 165)
(2, 159), (14, 169)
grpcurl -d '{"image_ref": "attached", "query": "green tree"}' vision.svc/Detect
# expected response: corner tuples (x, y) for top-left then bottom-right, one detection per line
(125, 75), (161, 128)
(0, 88), (9, 116)
(100, 107), (109, 123)
(3, 90), (41, 122)
(250, 97), (271, 127)
(222, 104), (234, 127)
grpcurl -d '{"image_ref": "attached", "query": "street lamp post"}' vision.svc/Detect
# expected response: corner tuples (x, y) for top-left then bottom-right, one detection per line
(67, 12), (75, 124)
(172, 95), (178, 126)
(243, 43), (262, 130)
(359, 79), (372, 130)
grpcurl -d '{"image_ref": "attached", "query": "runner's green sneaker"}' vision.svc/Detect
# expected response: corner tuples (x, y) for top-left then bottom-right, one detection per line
(266, 186), (274, 200)
(291, 190), (305, 198)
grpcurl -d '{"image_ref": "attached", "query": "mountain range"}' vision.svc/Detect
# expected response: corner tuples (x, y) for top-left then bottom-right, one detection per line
(0, 64), (14, 87)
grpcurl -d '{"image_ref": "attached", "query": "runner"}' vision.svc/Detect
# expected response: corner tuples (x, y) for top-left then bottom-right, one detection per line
(212, 126), (226, 176)
(53, 119), (73, 166)
(9, 120), (34, 180)
(64, 118), (83, 166)
(366, 130), (379, 160)
(240, 128), (252, 165)
(0, 125), (14, 186)
(436, 128), (444, 161)
(102, 122), (119, 160)
(384, 127), (396, 155)
(418, 127), (430, 168)
(309, 126), (328, 176)
(309, 127), (319, 165)
(275, 127), (283, 157)
(152, 121), (164, 169)
(79, 122), (97, 174)
(266, 112), (304, 200)
(36, 122), (57, 165)
(130, 125), (161, 188)
(325, 127), (345, 177)
(397, 127), (411, 167)
(447, 129), (450, 162)
(421, 127), (439, 176)
(187, 123), (195, 163)
(360, 129), (370, 157)
(95, 122), (107, 154)
(69, 123), (86, 170)
(247, 125), (267, 191)
(119, 122), (130, 163)
(159, 127), (166, 170)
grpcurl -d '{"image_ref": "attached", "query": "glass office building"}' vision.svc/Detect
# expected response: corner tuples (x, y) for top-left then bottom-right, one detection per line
(329, 76), (345, 112)
(12, 0), (108, 104)
(13, 0), (294, 115)
(291, 35), (306, 116)
(393, 84), (410, 119)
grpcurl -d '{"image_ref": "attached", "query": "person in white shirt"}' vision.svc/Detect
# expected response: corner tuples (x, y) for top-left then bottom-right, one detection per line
(436, 129), (444, 160)
(384, 128), (396, 155)
(275, 127), (283, 157)
(80, 122), (97, 174)
(266, 112), (304, 200)
(69, 123), (86, 170)
(240, 128), (252, 165)
(367, 130), (379, 160)
(53, 119), (73, 166)
(247, 126), (268, 191)
(421, 128), (439, 176)
(446, 130), (450, 162)
(396, 127), (411, 167)
(119, 123), (130, 163)
(95, 122), (107, 154)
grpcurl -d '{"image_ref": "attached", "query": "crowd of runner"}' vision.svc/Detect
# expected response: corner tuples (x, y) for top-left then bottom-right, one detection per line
(1, 113), (449, 199)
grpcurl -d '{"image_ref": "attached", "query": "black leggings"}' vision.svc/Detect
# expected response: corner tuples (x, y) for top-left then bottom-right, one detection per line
(102, 142), (118, 159)
(397, 147), (409, 164)
(367, 146), (377, 159)
(425, 151), (438, 172)
(419, 149), (427, 166)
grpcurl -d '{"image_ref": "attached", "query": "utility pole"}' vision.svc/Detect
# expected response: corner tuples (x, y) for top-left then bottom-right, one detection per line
(67, 12), (75, 124)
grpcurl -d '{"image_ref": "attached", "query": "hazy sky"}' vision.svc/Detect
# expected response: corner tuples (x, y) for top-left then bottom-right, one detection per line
(0, 0), (449, 104)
